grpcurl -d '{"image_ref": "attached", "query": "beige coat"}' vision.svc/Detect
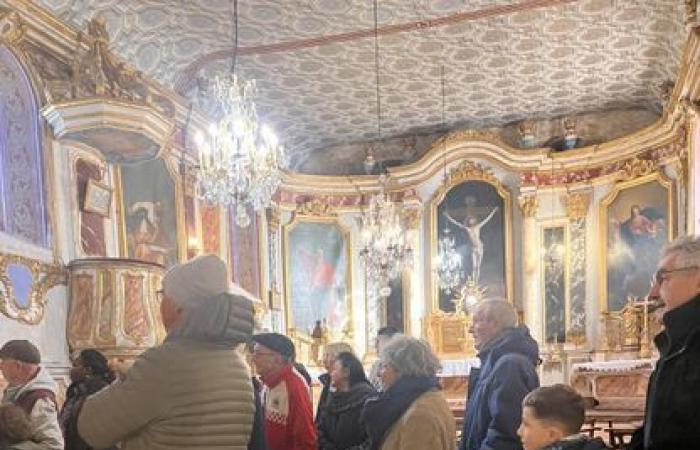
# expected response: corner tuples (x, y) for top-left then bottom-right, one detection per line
(380, 390), (456, 450)
(78, 340), (255, 450)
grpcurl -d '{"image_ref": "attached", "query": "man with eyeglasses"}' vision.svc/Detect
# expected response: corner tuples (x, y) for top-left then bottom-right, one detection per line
(252, 333), (316, 450)
(628, 235), (700, 450)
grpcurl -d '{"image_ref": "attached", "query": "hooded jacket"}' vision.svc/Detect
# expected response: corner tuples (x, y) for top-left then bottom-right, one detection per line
(459, 325), (540, 450)
(77, 292), (256, 450)
(2, 366), (63, 450)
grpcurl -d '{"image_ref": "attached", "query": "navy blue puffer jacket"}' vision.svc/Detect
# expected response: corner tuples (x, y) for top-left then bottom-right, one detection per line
(458, 326), (540, 450)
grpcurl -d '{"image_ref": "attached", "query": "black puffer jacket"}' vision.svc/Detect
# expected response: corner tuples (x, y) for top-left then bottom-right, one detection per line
(317, 381), (376, 450)
(542, 436), (607, 450)
(627, 295), (700, 450)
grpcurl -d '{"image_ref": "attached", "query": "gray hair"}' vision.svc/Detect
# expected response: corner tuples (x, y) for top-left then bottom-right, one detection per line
(663, 235), (700, 269)
(380, 336), (441, 378)
(167, 292), (254, 348)
(473, 299), (517, 330)
(324, 342), (353, 359)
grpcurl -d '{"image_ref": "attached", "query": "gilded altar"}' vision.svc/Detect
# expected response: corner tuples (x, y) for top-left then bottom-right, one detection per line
(424, 310), (476, 358)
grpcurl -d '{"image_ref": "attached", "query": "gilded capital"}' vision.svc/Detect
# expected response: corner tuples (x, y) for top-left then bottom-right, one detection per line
(518, 195), (538, 218)
(564, 192), (590, 219)
(266, 207), (280, 231)
(297, 197), (334, 217)
(0, 10), (25, 45)
(401, 207), (422, 230)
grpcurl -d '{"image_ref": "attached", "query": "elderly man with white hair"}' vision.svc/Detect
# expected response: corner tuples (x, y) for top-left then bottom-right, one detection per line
(459, 299), (540, 450)
(78, 254), (256, 450)
(628, 235), (700, 450)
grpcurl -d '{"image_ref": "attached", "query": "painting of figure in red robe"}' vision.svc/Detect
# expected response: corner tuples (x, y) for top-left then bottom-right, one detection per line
(285, 220), (349, 336)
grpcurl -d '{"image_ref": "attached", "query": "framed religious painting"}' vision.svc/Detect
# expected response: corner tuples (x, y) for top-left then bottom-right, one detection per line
(118, 158), (184, 268)
(83, 179), (112, 217)
(600, 171), (675, 312)
(283, 215), (352, 338)
(430, 161), (513, 312)
(541, 223), (569, 344)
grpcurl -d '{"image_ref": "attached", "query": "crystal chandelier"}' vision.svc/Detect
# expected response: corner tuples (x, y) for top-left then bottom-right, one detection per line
(194, 0), (285, 227)
(436, 227), (463, 294)
(435, 65), (464, 294)
(359, 176), (413, 295)
(358, 0), (413, 296)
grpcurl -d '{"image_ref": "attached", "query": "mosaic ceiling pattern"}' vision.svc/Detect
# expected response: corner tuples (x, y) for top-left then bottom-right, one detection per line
(35, 0), (687, 171)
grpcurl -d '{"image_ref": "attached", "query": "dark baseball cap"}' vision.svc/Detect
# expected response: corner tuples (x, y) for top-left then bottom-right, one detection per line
(0, 340), (41, 364)
(252, 333), (295, 360)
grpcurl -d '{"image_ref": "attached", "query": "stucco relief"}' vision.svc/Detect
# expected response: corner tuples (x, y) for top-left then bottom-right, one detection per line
(0, 45), (47, 247)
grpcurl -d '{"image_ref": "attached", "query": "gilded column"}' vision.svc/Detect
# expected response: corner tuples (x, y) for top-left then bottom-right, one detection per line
(564, 192), (590, 345)
(518, 194), (539, 338)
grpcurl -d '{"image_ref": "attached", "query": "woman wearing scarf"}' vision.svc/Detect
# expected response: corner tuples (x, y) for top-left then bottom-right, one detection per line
(361, 336), (455, 450)
(317, 352), (376, 450)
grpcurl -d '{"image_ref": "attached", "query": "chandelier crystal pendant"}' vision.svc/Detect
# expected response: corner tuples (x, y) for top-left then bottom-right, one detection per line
(434, 65), (464, 295)
(436, 227), (463, 294)
(194, 0), (285, 227)
(359, 176), (413, 296)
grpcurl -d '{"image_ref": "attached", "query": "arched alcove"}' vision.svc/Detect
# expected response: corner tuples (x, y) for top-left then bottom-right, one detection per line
(0, 45), (49, 247)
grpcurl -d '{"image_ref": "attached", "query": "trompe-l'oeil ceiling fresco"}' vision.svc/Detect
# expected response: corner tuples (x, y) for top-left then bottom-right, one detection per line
(35, 0), (686, 173)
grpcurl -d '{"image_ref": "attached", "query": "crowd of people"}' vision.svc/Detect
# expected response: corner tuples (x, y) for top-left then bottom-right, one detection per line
(0, 234), (699, 450)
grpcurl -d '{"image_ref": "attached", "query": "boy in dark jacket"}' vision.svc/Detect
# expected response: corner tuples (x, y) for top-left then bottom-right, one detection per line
(517, 384), (607, 450)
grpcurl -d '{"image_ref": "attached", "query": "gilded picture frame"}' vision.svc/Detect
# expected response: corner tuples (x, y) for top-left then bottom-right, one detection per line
(429, 162), (513, 311)
(599, 171), (675, 312)
(83, 178), (112, 217)
(282, 215), (353, 339)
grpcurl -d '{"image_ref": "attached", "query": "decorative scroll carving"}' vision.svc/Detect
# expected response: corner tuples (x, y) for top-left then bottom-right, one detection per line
(296, 197), (335, 216)
(518, 195), (539, 218)
(564, 192), (590, 219)
(448, 160), (497, 184)
(20, 17), (174, 117)
(0, 253), (66, 325)
(401, 208), (422, 230)
(521, 128), (686, 187)
(618, 158), (657, 180)
(0, 10), (25, 45)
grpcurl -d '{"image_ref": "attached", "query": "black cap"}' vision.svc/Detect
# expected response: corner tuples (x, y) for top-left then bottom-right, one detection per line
(0, 340), (41, 364)
(252, 333), (295, 360)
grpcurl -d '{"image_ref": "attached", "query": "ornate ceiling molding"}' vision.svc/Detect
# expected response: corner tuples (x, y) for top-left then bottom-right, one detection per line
(173, 0), (577, 93)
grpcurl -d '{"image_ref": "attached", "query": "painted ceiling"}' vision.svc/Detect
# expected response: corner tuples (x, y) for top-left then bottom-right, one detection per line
(35, 0), (687, 172)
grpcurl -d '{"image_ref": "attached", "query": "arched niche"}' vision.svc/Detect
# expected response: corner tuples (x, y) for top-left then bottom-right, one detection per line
(0, 44), (49, 247)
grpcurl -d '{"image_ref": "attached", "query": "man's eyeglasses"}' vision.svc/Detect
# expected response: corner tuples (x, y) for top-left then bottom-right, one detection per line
(653, 266), (699, 285)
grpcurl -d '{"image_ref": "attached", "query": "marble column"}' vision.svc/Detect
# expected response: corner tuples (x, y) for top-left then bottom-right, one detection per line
(518, 195), (540, 339)
(564, 192), (591, 345)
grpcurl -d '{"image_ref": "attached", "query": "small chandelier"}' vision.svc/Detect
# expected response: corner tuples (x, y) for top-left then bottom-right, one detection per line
(434, 65), (464, 294)
(194, 0), (285, 227)
(359, 175), (413, 295)
(436, 227), (463, 294)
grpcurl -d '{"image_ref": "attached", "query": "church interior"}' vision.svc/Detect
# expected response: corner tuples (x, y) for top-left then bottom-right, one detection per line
(1, 0), (699, 448)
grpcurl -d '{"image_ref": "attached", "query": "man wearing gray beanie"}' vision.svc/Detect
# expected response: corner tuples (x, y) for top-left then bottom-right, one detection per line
(78, 254), (256, 450)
